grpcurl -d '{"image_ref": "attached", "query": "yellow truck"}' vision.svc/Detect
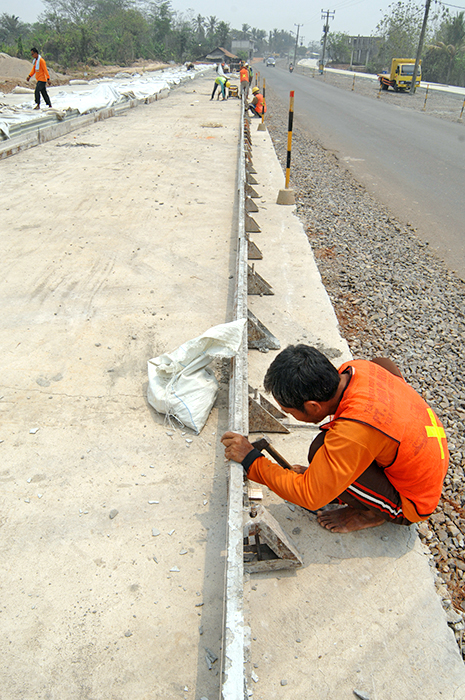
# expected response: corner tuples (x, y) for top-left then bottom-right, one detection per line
(378, 58), (422, 92)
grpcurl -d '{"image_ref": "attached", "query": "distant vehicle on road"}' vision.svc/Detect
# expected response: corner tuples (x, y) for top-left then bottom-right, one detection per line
(266, 57), (276, 67)
(378, 58), (422, 92)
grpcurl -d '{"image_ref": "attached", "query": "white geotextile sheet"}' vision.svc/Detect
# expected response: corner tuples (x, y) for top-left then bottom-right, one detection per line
(0, 64), (211, 138)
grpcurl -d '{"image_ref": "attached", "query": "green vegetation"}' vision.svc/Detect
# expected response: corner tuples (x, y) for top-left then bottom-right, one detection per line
(2, 0), (464, 86)
(423, 10), (465, 86)
(0, 2), (294, 70)
(365, 1), (465, 86)
(326, 31), (351, 64)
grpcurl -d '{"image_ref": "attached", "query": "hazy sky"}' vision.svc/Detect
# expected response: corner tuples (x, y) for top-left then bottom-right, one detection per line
(7, 0), (393, 40)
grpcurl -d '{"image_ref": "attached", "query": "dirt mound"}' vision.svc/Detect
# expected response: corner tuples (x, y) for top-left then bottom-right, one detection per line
(0, 53), (169, 93)
(0, 52), (68, 93)
(0, 52), (62, 80)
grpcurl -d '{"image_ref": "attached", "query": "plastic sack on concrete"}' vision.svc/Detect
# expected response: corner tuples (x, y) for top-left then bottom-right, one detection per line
(147, 318), (246, 433)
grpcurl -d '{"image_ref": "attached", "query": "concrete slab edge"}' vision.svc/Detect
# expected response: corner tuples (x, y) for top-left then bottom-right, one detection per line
(0, 72), (217, 160)
(221, 101), (248, 700)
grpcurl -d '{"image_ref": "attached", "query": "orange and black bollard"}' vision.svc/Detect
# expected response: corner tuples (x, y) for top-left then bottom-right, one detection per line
(276, 91), (295, 205)
(459, 97), (465, 120)
(285, 90), (294, 189)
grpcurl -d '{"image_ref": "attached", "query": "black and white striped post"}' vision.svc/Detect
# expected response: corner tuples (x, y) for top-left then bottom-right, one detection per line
(277, 90), (295, 205)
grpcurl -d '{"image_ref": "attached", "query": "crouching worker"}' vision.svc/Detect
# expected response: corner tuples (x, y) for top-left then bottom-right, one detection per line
(247, 86), (266, 118)
(210, 75), (230, 101)
(221, 345), (449, 533)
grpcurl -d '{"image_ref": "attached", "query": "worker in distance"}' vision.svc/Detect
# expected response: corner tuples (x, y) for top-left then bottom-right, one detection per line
(221, 345), (449, 533)
(27, 47), (52, 110)
(247, 86), (266, 118)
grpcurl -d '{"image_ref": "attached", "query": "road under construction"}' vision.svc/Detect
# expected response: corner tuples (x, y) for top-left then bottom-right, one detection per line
(1, 72), (465, 700)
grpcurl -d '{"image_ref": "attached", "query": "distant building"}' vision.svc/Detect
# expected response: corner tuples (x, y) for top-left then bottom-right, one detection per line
(196, 46), (239, 70)
(231, 40), (256, 63)
(348, 36), (382, 67)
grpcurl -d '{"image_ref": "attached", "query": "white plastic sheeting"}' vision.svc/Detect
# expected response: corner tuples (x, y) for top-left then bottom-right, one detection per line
(147, 319), (246, 433)
(0, 64), (212, 139)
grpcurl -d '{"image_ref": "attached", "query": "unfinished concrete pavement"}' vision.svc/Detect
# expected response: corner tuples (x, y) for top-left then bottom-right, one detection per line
(1, 73), (465, 699)
(1, 75), (238, 700)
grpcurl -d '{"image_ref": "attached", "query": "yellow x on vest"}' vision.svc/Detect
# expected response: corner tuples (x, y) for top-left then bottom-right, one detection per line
(425, 408), (446, 459)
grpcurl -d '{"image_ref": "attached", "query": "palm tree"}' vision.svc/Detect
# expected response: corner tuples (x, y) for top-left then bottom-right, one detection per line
(193, 13), (205, 43)
(207, 15), (217, 39)
(0, 13), (28, 43)
(429, 12), (465, 84)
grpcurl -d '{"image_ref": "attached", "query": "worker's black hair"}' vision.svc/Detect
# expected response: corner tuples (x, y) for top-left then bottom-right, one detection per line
(31, 47), (39, 53)
(264, 345), (340, 410)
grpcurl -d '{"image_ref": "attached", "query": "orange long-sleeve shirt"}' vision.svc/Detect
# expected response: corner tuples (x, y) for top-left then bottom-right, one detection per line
(247, 420), (423, 522)
(29, 57), (50, 82)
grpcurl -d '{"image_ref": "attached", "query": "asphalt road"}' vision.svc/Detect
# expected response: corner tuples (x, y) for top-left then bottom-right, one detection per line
(262, 63), (465, 280)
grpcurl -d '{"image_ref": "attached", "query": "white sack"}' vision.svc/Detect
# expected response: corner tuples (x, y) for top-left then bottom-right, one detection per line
(147, 318), (246, 433)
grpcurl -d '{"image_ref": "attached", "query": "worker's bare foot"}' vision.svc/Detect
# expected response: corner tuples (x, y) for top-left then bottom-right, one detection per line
(317, 506), (386, 533)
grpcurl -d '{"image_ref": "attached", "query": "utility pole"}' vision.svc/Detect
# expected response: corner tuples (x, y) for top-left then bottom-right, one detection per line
(294, 23), (302, 65)
(410, 0), (431, 94)
(320, 9), (335, 69)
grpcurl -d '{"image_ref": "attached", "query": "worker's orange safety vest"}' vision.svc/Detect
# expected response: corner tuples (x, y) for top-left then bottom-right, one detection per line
(240, 67), (249, 82)
(255, 93), (266, 115)
(323, 360), (449, 516)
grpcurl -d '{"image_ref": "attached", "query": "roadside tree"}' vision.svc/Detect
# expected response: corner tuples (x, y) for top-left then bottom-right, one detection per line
(423, 11), (465, 85)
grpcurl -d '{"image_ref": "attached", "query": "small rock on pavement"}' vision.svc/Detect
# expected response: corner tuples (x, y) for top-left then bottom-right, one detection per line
(109, 509), (118, 519)
(124, 630), (133, 637)
(280, 679), (288, 686)
(354, 691), (370, 700)
(251, 671), (259, 683)
(205, 647), (218, 670)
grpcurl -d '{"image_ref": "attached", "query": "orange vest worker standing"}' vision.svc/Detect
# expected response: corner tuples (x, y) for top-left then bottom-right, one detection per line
(27, 47), (52, 110)
(239, 64), (249, 100)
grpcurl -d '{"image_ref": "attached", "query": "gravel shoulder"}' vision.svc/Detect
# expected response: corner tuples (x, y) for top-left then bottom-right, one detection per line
(266, 82), (465, 657)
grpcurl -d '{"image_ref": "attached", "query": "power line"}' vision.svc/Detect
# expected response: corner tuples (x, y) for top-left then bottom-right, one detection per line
(437, 1), (465, 9)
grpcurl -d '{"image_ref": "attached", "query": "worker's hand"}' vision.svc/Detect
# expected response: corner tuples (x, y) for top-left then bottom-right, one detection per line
(47, 79), (51, 84)
(290, 464), (307, 475)
(26, 76), (30, 82)
(221, 431), (254, 464)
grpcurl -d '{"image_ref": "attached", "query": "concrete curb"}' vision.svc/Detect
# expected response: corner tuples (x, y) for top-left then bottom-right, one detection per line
(0, 88), (170, 160)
